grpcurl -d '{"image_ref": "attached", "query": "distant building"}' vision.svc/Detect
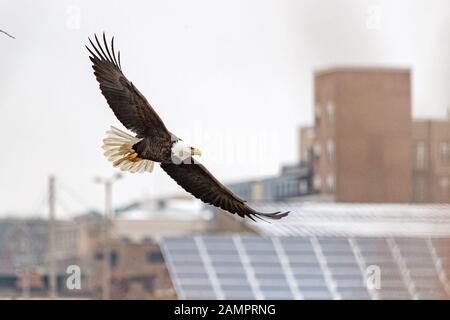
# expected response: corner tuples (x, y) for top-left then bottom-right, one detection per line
(227, 164), (312, 202)
(299, 127), (315, 166)
(0, 219), (85, 298)
(412, 119), (450, 203)
(90, 239), (176, 300)
(311, 67), (413, 203)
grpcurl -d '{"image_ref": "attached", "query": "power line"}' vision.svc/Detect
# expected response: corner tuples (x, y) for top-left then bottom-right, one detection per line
(55, 197), (75, 218)
(56, 180), (96, 211)
(0, 29), (15, 39)
(27, 191), (48, 218)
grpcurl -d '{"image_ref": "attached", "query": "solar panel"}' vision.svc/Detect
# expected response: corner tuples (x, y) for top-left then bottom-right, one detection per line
(161, 235), (450, 300)
(394, 238), (450, 299)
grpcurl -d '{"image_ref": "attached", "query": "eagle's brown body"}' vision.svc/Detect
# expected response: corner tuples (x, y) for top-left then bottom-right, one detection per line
(132, 135), (174, 163)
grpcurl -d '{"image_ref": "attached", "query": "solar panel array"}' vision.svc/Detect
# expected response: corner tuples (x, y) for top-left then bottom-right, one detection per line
(161, 235), (450, 300)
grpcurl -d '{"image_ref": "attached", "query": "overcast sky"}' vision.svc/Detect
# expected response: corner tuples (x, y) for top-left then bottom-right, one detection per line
(0, 0), (449, 217)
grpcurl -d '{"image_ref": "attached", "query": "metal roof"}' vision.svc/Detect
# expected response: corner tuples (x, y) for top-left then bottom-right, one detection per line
(245, 202), (450, 237)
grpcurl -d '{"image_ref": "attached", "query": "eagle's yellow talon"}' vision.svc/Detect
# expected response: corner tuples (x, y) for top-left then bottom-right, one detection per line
(127, 153), (141, 162)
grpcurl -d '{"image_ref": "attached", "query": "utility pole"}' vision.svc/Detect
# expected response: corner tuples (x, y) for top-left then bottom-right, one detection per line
(21, 225), (31, 299)
(48, 175), (57, 299)
(22, 252), (30, 299)
(95, 173), (122, 300)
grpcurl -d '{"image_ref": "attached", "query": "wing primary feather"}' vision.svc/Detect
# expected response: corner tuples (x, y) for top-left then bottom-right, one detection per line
(110, 36), (119, 67)
(85, 45), (99, 60)
(103, 32), (115, 64)
(94, 33), (108, 61)
(118, 51), (122, 69)
(243, 208), (256, 221)
(253, 213), (269, 222)
(229, 202), (240, 214)
(257, 211), (289, 221)
(88, 37), (105, 61)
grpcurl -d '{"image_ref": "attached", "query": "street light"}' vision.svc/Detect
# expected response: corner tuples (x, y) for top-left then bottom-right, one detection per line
(94, 173), (122, 300)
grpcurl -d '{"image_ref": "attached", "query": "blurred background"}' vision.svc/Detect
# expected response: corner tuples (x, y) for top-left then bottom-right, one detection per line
(0, 0), (450, 299)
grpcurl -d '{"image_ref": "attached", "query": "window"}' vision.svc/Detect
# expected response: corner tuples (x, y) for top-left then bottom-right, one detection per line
(313, 143), (322, 160)
(147, 251), (164, 263)
(415, 142), (426, 169)
(326, 101), (334, 122)
(326, 175), (334, 193)
(291, 181), (298, 195)
(299, 181), (308, 194)
(315, 103), (321, 120)
(440, 177), (449, 197)
(95, 252), (103, 261)
(313, 176), (322, 191)
(287, 182), (293, 196)
(414, 177), (426, 201)
(127, 275), (155, 292)
(303, 150), (310, 163)
(440, 142), (450, 162)
(110, 251), (118, 268)
(275, 184), (282, 197)
(327, 141), (334, 162)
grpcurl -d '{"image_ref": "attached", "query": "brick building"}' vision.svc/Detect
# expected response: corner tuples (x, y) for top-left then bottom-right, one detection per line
(91, 240), (176, 299)
(311, 67), (413, 203)
(299, 127), (315, 166)
(412, 119), (450, 203)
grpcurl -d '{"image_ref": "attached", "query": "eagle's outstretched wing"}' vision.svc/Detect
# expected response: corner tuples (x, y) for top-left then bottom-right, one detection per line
(86, 33), (170, 140)
(160, 158), (289, 221)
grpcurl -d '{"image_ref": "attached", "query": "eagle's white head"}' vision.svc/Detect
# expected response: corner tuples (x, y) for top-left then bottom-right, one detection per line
(171, 140), (202, 162)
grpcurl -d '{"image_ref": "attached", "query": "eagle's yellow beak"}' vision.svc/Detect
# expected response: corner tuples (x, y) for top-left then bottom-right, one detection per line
(191, 148), (202, 156)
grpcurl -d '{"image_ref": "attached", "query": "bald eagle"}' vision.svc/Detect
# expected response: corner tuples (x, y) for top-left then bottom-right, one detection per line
(86, 34), (289, 221)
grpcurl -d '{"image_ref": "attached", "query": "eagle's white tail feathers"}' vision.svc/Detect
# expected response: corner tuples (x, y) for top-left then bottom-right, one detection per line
(102, 126), (154, 173)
